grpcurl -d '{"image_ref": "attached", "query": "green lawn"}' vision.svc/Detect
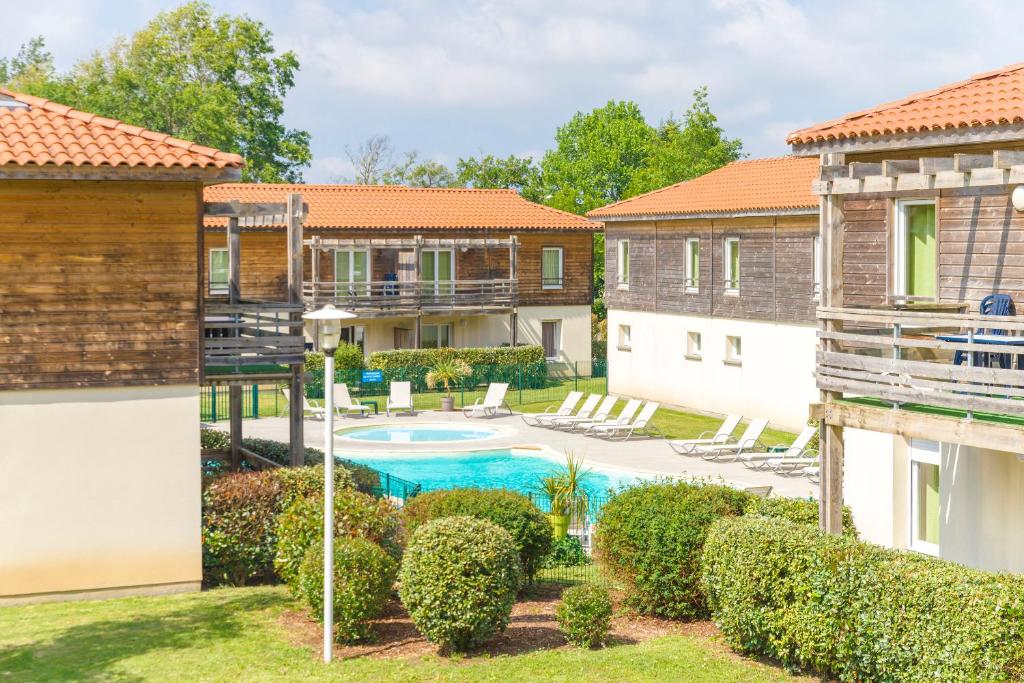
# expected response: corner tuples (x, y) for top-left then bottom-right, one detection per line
(0, 586), (810, 682)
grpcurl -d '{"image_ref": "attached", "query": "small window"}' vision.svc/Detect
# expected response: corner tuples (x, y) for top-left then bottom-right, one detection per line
(618, 324), (631, 351)
(617, 239), (630, 288)
(394, 328), (415, 349)
(909, 439), (940, 556)
(209, 248), (229, 295)
(340, 325), (366, 354)
(724, 237), (740, 294)
(541, 320), (561, 359)
(725, 335), (742, 365)
(686, 331), (702, 360)
(421, 324), (452, 349)
(541, 247), (564, 289)
(685, 237), (700, 292)
(813, 234), (822, 301)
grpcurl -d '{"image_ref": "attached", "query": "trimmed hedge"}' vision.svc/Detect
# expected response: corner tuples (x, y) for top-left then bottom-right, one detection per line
(743, 496), (857, 537)
(701, 516), (1024, 681)
(402, 488), (551, 582)
(595, 481), (750, 619)
(369, 345), (545, 369)
(556, 584), (613, 649)
(399, 516), (522, 652)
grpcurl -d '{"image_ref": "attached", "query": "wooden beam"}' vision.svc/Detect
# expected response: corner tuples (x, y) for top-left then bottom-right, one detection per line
(992, 150), (1024, 168)
(918, 157), (954, 173)
(227, 214), (241, 304)
(819, 164), (848, 181)
(820, 423), (844, 534)
(204, 201), (289, 218)
(953, 153), (994, 172)
(229, 385), (242, 471)
(895, 173), (934, 192)
(881, 159), (920, 176)
(848, 162), (882, 178)
(287, 192), (304, 468)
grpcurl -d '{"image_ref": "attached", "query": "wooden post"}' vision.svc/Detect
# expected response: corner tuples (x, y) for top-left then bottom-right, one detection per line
(414, 235), (422, 349)
(227, 213), (242, 470)
(510, 235), (519, 346)
(287, 192), (305, 467)
(819, 153), (846, 534)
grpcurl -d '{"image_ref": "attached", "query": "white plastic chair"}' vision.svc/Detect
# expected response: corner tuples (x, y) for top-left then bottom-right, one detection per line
(386, 381), (415, 416)
(538, 393), (601, 427)
(282, 387), (325, 420)
(694, 418), (769, 462)
(462, 382), (511, 418)
(587, 401), (661, 440)
(669, 414), (743, 455)
(333, 382), (371, 418)
(740, 425), (817, 470)
(520, 391), (583, 426)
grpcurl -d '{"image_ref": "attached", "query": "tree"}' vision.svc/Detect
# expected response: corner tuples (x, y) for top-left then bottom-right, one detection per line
(346, 135), (394, 184)
(381, 151), (456, 187)
(19, 3), (310, 182)
(0, 37), (55, 92)
(456, 154), (542, 201)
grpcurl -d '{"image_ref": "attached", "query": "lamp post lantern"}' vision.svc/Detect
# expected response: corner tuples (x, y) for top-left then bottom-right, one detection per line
(302, 304), (357, 663)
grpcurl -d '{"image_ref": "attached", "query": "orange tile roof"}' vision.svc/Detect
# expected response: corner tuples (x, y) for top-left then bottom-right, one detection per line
(788, 63), (1024, 145)
(587, 157), (818, 219)
(204, 184), (600, 231)
(0, 88), (243, 169)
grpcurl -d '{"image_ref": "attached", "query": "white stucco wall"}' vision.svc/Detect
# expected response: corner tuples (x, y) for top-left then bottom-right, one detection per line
(606, 309), (817, 431)
(842, 428), (900, 547)
(0, 385), (201, 603)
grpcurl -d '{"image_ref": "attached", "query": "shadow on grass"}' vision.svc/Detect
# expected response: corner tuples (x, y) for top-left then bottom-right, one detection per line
(0, 590), (288, 682)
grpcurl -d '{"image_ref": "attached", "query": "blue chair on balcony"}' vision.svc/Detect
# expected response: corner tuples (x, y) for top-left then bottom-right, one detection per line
(953, 294), (1014, 369)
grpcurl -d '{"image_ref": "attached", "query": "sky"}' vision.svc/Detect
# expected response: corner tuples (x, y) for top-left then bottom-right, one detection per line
(5, 0), (1024, 182)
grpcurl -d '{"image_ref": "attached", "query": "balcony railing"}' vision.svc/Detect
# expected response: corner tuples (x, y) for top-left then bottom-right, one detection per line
(203, 301), (306, 380)
(302, 279), (518, 313)
(816, 306), (1024, 418)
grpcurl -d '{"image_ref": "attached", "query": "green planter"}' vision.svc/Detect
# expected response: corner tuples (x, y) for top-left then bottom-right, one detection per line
(547, 513), (570, 539)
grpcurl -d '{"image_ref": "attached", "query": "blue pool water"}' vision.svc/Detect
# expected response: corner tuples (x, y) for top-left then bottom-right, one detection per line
(342, 449), (648, 498)
(338, 424), (499, 443)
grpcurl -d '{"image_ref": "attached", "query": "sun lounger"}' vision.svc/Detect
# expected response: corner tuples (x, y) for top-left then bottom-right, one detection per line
(282, 387), (326, 420)
(539, 393), (601, 427)
(550, 395), (619, 430)
(694, 418), (769, 462)
(586, 401), (661, 441)
(802, 465), (820, 483)
(768, 455), (820, 476)
(739, 425), (817, 470)
(578, 398), (642, 434)
(462, 382), (511, 417)
(520, 391), (583, 426)
(333, 383), (371, 418)
(669, 414), (743, 455)
(386, 381), (415, 416)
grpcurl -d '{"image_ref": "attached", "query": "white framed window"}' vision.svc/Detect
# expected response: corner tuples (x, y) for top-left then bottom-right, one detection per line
(909, 439), (940, 556)
(334, 249), (371, 297)
(541, 247), (564, 289)
(209, 248), (229, 295)
(686, 331), (702, 360)
(617, 239), (630, 288)
(894, 199), (937, 301)
(813, 234), (822, 301)
(421, 323), (452, 349)
(541, 320), (561, 359)
(340, 325), (366, 353)
(724, 237), (740, 294)
(725, 335), (742, 365)
(421, 248), (455, 295)
(617, 324), (631, 351)
(685, 237), (700, 292)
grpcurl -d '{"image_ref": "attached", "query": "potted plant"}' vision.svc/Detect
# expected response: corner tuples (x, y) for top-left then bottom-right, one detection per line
(537, 454), (592, 539)
(424, 353), (471, 412)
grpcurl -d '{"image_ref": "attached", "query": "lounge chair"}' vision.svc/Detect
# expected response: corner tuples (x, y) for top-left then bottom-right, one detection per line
(538, 393), (601, 428)
(769, 454), (821, 476)
(333, 382), (371, 418)
(282, 387), (325, 420)
(802, 465), (820, 483)
(694, 418), (769, 462)
(739, 425), (817, 470)
(462, 382), (511, 418)
(386, 381), (415, 416)
(520, 391), (583, 426)
(550, 395), (618, 430)
(668, 414), (743, 455)
(586, 401), (661, 441)
(578, 398), (642, 434)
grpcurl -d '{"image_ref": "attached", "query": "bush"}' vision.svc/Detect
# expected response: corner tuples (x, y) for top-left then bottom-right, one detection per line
(275, 489), (401, 593)
(202, 471), (283, 586)
(595, 481), (750, 619)
(275, 464), (354, 508)
(399, 516), (522, 652)
(369, 345), (544, 369)
(402, 488), (551, 582)
(224, 437), (379, 495)
(200, 428), (230, 451)
(543, 536), (590, 568)
(701, 516), (1024, 681)
(297, 536), (397, 643)
(743, 496), (856, 537)
(556, 584), (613, 648)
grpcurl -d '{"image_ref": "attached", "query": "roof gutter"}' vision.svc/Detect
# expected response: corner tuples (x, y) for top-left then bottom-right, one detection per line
(593, 207), (818, 222)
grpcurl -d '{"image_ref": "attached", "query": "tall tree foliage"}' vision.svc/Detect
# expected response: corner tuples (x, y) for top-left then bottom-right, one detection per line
(455, 154), (542, 201)
(13, 3), (310, 182)
(0, 37), (55, 92)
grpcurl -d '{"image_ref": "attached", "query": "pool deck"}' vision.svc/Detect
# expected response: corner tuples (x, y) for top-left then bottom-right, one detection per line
(209, 411), (816, 499)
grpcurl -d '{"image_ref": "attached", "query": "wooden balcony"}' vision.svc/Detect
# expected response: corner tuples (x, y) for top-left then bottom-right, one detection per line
(202, 301), (306, 384)
(302, 278), (518, 316)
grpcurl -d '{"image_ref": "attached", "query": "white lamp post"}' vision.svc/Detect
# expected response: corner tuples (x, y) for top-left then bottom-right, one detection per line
(302, 304), (357, 663)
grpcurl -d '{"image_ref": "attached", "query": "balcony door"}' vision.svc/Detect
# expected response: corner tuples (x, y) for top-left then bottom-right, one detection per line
(896, 200), (936, 300)
(335, 249), (370, 299)
(421, 248), (454, 297)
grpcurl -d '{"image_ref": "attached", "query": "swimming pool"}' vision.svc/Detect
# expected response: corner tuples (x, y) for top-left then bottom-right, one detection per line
(337, 423), (500, 444)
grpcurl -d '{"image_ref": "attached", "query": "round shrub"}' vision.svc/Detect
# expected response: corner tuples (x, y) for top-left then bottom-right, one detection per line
(399, 516), (522, 652)
(202, 470), (283, 586)
(743, 495), (857, 537)
(556, 584), (613, 648)
(543, 536), (590, 568)
(595, 481), (750, 619)
(403, 488), (551, 582)
(275, 464), (355, 508)
(275, 489), (401, 593)
(297, 536), (398, 643)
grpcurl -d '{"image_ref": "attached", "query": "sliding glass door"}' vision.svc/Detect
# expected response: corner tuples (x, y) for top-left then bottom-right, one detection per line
(421, 248), (454, 296)
(335, 249), (369, 298)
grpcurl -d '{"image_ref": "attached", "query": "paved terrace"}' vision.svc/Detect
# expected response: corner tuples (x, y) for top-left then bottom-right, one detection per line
(210, 411), (816, 499)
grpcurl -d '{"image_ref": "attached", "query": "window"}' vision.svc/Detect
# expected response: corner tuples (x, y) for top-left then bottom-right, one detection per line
(813, 234), (822, 300)
(724, 237), (740, 294)
(725, 335), (742, 365)
(686, 331), (702, 360)
(335, 249), (370, 297)
(617, 239), (630, 288)
(421, 323), (452, 349)
(617, 324), (631, 351)
(541, 247), (564, 289)
(394, 328), (415, 349)
(909, 439), (940, 556)
(541, 320), (561, 359)
(209, 248), (229, 295)
(421, 248), (455, 296)
(685, 237), (700, 292)
(895, 200), (937, 300)
(340, 325), (366, 353)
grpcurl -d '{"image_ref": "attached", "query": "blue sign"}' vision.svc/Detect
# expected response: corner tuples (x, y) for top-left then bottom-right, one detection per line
(361, 369), (383, 383)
